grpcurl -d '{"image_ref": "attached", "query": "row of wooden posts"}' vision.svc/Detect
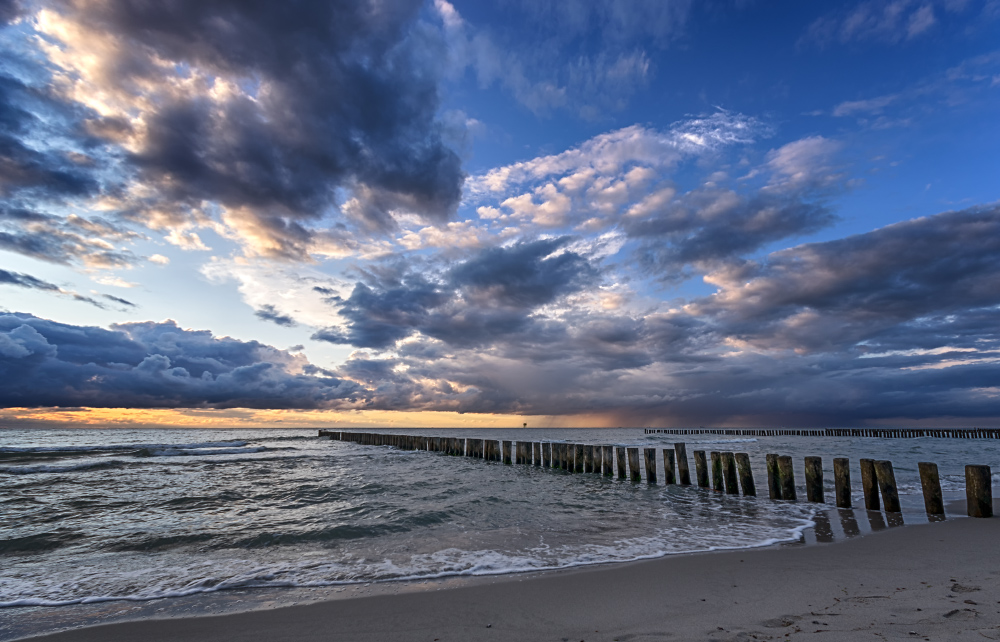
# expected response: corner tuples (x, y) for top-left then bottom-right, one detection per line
(319, 431), (995, 519)
(644, 427), (999, 439)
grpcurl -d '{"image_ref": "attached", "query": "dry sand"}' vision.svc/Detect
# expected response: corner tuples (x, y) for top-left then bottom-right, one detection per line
(19, 516), (1000, 642)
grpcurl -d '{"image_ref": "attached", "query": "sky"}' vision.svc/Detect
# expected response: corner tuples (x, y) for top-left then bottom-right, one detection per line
(1, 0), (999, 429)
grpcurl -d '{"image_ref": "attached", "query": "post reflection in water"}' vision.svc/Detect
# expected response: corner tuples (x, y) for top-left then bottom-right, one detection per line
(886, 511), (905, 528)
(836, 508), (861, 538)
(812, 511), (835, 543)
(867, 509), (888, 531)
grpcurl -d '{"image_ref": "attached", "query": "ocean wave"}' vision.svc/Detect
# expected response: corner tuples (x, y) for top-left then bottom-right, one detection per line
(0, 460), (131, 475)
(137, 446), (269, 457)
(685, 438), (759, 444)
(0, 440), (249, 455)
(0, 517), (815, 608)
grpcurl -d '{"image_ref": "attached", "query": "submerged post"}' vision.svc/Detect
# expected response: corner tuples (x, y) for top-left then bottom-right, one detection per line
(693, 450), (709, 487)
(965, 465), (993, 518)
(874, 460), (901, 513)
(918, 462), (944, 517)
(804, 456), (824, 503)
(735, 452), (755, 496)
(644, 448), (657, 484)
(859, 458), (880, 510)
(710, 451), (724, 492)
(765, 454), (781, 500)
(722, 452), (739, 495)
(616, 446), (627, 480)
(662, 448), (676, 484)
(833, 458), (851, 508)
(627, 448), (641, 482)
(777, 455), (796, 501)
(675, 443), (691, 485)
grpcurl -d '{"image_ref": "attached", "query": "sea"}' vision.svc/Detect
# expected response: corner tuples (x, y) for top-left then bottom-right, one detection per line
(2, 427), (997, 640)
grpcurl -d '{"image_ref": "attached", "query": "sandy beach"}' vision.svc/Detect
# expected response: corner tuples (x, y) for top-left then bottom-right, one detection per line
(17, 515), (999, 642)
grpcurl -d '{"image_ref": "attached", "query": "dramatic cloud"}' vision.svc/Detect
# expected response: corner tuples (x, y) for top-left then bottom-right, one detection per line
(313, 237), (599, 349)
(0, 314), (360, 407)
(7, 0), (465, 261)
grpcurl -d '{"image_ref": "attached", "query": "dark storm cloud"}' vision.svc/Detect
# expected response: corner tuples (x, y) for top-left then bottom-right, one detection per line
(625, 189), (838, 279)
(254, 304), (297, 327)
(0, 0), (22, 24)
(52, 0), (464, 258)
(692, 203), (1000, 353)
(0, 73), (99, 200)
(0, 313), (361, 408)
(0, 206), (139, 267)
(312, 238), (599, 349)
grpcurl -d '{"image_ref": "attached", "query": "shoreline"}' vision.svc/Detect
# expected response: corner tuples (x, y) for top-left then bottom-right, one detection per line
(13, 514), (1000, 642)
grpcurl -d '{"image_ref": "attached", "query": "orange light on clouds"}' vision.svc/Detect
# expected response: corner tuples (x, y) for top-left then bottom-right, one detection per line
(0, 407), (621, 429)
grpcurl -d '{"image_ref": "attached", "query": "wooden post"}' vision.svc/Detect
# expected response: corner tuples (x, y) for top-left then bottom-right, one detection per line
(593, 444), (603, 474)
(766, 454), (781, 499)
(874, 460), (901, 512)
(965, 465), (993, 518)
(777, 455), (796, 501)
(542, 442), (551, 467)
(561, 443), (570, 470)
(722, 452), (739, 495)
(574, 444), (585, 472)
(584, 445), (595, 473)
(859, 458), (879, 510)
(503, 440), (513, 464)
(804, 456), (824, 503)
(644, 448), (657, 484)
(603, 445), (614, 477)
(918, 462), (944, 516)
(627, 447), (641, 482)
(532, 442), (541, 466)
(674, 443), (691, 485)
(662, 448), (676, 484)
(735, 452), (755, 496)
(693, 450), (709, 487)
(710, 451), (724, 491)
(616, 446), (627, 480)
(833, 458), (851, 508)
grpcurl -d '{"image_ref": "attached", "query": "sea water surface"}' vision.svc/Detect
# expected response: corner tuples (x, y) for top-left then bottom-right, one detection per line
(2, 427), (997, 638)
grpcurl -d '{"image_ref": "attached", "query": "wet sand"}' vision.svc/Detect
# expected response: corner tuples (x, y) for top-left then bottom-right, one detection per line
(18, 516), (1000, 642)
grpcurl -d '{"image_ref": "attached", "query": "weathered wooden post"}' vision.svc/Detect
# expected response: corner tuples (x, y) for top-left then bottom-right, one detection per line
(561, 443), (570, 470)
(662, 448), (676, 484)
(917, 462), (944, 516)
(675, 443), (691, 485)
(552, 443), (561, 469)
(627, 448), (641, 482)
(603, 445), (614, 477)
(542, 442), (551, 467)
(804, 456), (824, 503)
(693, 450), (709, 487)
(874, 460), (901, 513)
(514, 441), (524, 464)
(777, 455), (796, 501)
(765, 454), (781, 499)
(833, 458), (851, 508)
(616, 446), (627, 480)
(644, 448), (657, 484)
(859, 458), (879, 510)
(965, 465), (993, 518)
(594, 445), (603, 474)
(532, 442), (541, 466)
(503, 440), (513, 465)
(574, 444), (585, 473)
(722, 452), (739, 495)
(735, 452), (755, 496)
(710, 451), (724, 492)
(584, 445), (595, 473)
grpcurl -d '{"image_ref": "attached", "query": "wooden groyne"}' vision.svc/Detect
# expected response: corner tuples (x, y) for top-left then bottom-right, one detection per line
(643, 427), (999, 439)
(318, 430), (994, 519)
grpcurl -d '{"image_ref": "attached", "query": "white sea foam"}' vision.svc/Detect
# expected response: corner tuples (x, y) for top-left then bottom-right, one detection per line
(0, 460), (129, 475)
(0, 440), (248, 454)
